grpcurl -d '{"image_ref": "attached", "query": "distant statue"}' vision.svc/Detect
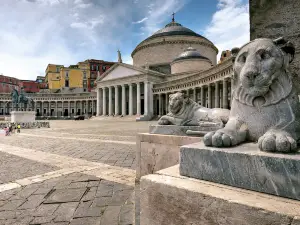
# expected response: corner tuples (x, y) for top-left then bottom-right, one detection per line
(11, 88), (19, 109)
(204, 37), (300, 153)
(158, 92), (230, 127)
(11, 87), (34, 110)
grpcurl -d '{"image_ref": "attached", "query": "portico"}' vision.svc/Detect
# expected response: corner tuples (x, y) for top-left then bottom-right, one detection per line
(96, 63), (164, 119)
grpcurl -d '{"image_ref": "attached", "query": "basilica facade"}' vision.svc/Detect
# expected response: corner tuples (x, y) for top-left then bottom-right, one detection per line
(96, 18), (234, 120)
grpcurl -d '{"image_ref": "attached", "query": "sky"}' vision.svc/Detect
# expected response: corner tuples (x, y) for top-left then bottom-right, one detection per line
(0, 0), (249, 80)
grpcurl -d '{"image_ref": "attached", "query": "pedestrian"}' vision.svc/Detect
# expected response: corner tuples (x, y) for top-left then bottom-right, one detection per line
(8, 123), (12, 134)
(17, 124), (21, 133)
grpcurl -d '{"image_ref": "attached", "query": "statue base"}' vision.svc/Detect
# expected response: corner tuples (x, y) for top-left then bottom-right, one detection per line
(10, 111), (35, 123)
(179, 142), (300, 200)
(149, 122), (223, 136)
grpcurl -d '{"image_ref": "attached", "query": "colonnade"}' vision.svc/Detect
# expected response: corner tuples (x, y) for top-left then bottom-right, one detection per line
(96, 81), (153, 117)
(0, 99), (97, 117)
(154, 79), (232, 116)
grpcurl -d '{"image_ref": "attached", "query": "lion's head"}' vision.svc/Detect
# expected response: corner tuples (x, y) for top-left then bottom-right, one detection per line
(232, 37), (295, 106)
(168, 92), (191, 115)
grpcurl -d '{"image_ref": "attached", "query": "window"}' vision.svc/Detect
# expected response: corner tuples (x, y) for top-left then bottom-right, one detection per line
(65, 80), (69, 87)
(83, 71), (86, 79)
(83, 81), (87, 88)
(102, 65), (106, 72)
(224, 53), (227, 57)
(96, 65), (99, 71)
(91, 81), (94, 87)
(91, 65), (94, 70)
(56, 67), (60, 72)
(65, 71), (69, 78)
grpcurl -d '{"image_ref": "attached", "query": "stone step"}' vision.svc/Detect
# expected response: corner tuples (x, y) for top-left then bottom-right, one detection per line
(179, 142), (300, 200)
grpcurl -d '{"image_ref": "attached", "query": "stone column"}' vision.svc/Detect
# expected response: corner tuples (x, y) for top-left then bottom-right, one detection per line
(122, 84), (126, 116)
(55, 101), (58, 117)
(215, 81), (220, 108)
(34, 101), (37, 115)
(223, 79), (228, 109)
(158, 94), (162, 116)
(108, 86), (112, 116)
(91, 100), (94, 116)
(96, 88), (101, 116)
(200, 86), (205, 106)
(129, 83), (133, 116)
(68, 101), (70, 117)
(41, 101), (44, 116)
(144, 81), (148, 115)
(165, 93), (168, 114)
(85, 100), (88, 116)
(193, 88), (197, 102)
(102, 88), (106, 116)
(73, 101), (76, 116)
(208, 84), (212, 108)
(114, 86), (119, 115)
(136, 82), (141, 116)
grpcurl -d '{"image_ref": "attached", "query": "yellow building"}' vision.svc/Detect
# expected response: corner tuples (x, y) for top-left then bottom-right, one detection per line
(45, 64), (63, 90)
(45, 63), (90, 91)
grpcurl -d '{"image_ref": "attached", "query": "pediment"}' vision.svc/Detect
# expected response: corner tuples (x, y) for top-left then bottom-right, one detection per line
(99, 64), (143, 82)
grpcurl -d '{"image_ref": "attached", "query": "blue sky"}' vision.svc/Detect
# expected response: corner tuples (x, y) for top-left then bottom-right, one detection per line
(0, 0), (249, 80)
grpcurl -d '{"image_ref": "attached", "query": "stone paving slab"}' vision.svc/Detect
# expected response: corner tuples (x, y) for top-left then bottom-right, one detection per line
(0, 172), (134, 225)
(3, 135), (136, 169)
(0, 152), (58, 184)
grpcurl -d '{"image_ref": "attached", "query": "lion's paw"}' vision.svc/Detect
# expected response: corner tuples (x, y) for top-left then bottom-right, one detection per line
(204, 130), (239, 147)
(157, 118), (170, 125)
(258, 130), (298, 153)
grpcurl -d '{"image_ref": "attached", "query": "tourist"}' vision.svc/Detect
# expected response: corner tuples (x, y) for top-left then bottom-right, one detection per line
(17, 124), (21, 133)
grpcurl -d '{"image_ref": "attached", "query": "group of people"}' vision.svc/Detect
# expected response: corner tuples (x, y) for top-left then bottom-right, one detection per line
(3, 124), (21, 136)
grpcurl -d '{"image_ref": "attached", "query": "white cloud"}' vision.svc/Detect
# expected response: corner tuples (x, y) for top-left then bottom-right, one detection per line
(142, 0), (189, 35)
(204, 0), (250, 60)
(132, 17), (148, 24)
(122, 54), (133, 65)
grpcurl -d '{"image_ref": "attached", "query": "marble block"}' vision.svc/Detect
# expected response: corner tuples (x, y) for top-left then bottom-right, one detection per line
(136, 133), (200, 181)
(10, 111), (35, 123)
(149, 123), (223, 136)
(180, 142), (300, 200)
(140, 165), (300, 225)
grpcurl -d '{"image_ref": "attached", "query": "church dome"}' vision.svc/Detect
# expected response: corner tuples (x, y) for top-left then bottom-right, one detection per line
(143, 21), (206, 42)
(131, 15), (218, 70)
(171, 47), (212, 74)
(172, 47), (211, 62)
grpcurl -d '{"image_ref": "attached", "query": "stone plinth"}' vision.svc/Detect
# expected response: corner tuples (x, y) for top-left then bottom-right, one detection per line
(136, 133), (200, 181)
(180, 142), (300, 200)
(149, 124), (223, 136)
(140, 165), (300, 225)
(10, 111), (35, 123)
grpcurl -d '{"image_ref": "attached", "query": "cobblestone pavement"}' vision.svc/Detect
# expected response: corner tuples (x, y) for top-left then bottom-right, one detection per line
(0, 119), (154, 225)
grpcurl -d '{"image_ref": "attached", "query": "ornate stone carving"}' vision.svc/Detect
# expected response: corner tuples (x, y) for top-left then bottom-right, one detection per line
(204, 37), (300, 153)
(158, 92), (230, 127)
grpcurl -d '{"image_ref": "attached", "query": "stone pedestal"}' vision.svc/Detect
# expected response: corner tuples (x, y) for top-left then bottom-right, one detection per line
(149, 124), (223, 136)
(10, 111), (35, 123)
(136, 133), (200, 181)
(140, 165), (300, 225)
(180, 142), (300, 200)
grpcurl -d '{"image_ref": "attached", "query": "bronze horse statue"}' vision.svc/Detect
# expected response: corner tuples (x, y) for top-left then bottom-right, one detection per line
(11, 88), (35, 110)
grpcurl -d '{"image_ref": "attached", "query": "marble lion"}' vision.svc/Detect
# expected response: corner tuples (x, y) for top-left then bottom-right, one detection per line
(204, 37), (300, 153)
(157, 92), (230, 126)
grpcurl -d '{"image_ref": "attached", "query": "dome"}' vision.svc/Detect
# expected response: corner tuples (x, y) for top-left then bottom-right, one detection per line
(140, 21), (209, 44)
(173, 47), (211, 62)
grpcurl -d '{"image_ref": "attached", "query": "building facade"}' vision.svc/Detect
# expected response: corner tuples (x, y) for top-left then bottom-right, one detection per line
(0, 92), (97, 117)
(95, 17), (234, 119)
(0, 75), (20, 93)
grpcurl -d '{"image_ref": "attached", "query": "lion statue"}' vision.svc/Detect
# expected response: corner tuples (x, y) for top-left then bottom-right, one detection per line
(158, 92), (230, 127)
(204, 37), (300, 153)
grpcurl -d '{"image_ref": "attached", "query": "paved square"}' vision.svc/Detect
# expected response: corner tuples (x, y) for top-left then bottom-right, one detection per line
(0, 118), (154, 225)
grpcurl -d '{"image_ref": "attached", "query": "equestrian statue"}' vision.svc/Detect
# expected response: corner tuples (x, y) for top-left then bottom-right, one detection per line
(11, 87), (35, 110)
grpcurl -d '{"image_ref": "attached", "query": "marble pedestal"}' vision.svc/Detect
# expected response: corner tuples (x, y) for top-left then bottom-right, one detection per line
(10, 111), (35, 123)
(149, 123), (223, 136)
(140, 165), (300, 225)
(180, 142), (300, 200)
(136, 133), (200, 181)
